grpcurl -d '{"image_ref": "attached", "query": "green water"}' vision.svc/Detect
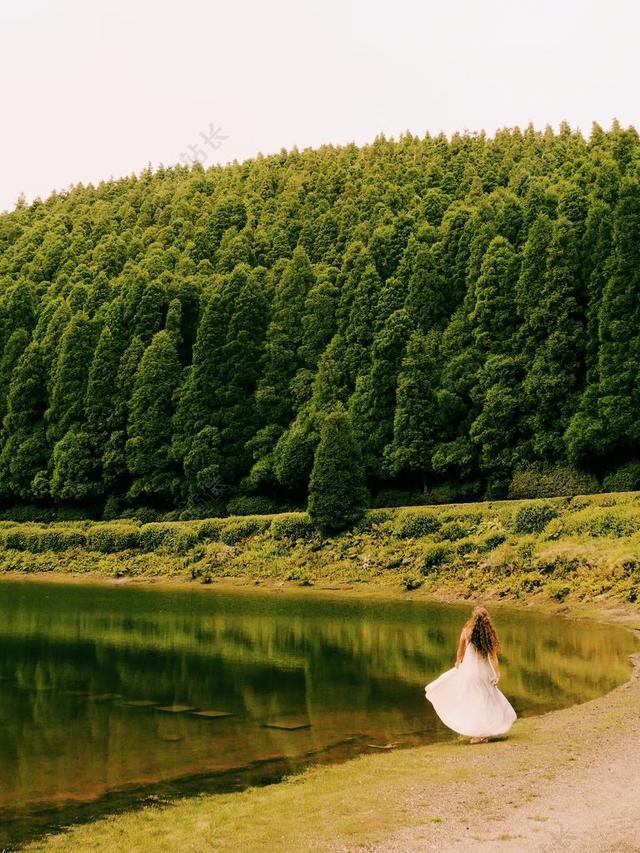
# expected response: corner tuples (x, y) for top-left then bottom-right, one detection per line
(0, 579), (636, 848)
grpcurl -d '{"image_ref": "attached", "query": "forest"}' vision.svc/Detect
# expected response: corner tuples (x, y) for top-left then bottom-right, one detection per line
(0, 121), (639, 521)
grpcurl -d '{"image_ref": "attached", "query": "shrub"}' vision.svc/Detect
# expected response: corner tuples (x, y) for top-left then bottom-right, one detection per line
(195, 519), (223, 541)
(394, 509), (441, 539)
(437, 520), (469, 542)
(602, 461), (640, 494)
(477, 531), (507, 552)
(86, 523), (141, 553)
(508, 465), (600, 499)
(356, 509), (394, 532)
(520, 572), (544, 592)
(516, 539), (536, 563)
(102, 496), (122, 521)
(138, 522), (178, 551)
(401, 575), (423, 591)
(0, 525), (88, 552)
(0, 526), (38, 551)
(121, 506), (160, 524)
(456, 539), (477, 556)
(160, 510), (182, 522)
(226, 495), (278, 516)
(138, 521), (211, 554)
(167, 528), (201, 555)
(220, 516), (270, 545)
(546, 581), (571, 602)
(571, 507), (640, 538)
(421, 542), (454, 574)
(622, 559), (640, 575)
(270, 512), (317, 544)
(513, 503), (558, 534)
(37, 527), (87, 551)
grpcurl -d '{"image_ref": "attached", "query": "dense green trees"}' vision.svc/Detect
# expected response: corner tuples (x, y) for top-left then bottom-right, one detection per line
(126, 329), (182, 500)
(308, 408), (367, 533)
(0, 123), (639, 517)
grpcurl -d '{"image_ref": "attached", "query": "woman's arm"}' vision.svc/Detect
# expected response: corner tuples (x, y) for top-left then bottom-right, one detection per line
(455, 630), (467, 667)
(489, 650), (500, 683)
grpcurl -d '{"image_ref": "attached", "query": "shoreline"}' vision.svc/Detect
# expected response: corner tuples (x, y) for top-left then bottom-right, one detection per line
(7, 573), (640, 851)
(22, 622), (640, 852)
(3, 568), (640, 632)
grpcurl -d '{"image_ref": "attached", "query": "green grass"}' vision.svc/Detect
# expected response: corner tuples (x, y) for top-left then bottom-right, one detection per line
(23, 735), (476, 852)
(2, 491), (640, 605)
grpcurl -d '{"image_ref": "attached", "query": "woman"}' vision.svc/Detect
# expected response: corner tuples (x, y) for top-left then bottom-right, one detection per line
(425, 606), (516, 743)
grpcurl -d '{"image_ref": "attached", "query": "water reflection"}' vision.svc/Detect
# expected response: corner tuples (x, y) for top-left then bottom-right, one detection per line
(0, 580), (636, 847)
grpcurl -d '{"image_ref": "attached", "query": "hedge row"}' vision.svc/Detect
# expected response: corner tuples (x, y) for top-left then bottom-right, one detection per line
(0, 515), (273, 554)
(0, 495), (639, 556)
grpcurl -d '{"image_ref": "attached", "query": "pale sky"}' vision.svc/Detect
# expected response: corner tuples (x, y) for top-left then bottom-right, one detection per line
(1, 0), (638, 212)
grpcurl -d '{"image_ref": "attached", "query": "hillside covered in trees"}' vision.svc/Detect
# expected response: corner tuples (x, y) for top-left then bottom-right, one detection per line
(0, 122), (639, 519)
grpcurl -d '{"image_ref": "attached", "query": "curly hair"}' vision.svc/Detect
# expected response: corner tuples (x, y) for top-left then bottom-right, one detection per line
(464, 606), (499, 657)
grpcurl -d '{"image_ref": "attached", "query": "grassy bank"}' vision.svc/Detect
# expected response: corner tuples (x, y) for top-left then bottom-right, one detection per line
(2, 491), (640, 606)
(23, 645), (640, 853)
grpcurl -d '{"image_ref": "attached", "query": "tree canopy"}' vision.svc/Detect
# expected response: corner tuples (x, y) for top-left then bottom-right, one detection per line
(0, 122), (639, 515)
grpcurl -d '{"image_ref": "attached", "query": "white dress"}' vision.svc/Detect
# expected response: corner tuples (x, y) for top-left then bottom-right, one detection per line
(425, 641), (517, 738)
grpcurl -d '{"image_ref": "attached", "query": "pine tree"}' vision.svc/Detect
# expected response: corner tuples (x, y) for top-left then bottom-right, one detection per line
(310, 334), (350, 412)
(217, 265), (268, 481)
(404, 238), (449, 332)
(132, 281), (167, 343)
(349, 309), (413, 477)
(164, 298), (183, 348)
(38, 299), (73, 392)
(470, 236), (519, 355)
(593, 177), (640, 457)
(522, 218), (584, 463)
(298, 277), (338, 368)
(385, 329), (440, 482)
(85, 300), (129, 446)
(0, 280), (35, 351)
(102, 336), (146, 491)
(0, 342), (49, 500)
(183, 425), (223, 506)
(256, 247), (315, 428)
(343, 263), (384, 382)
(46, 313), (98, 445)
(465, 237), (520, 492)
(50, 429), (100, 501)
(126, 330), (182, 501)
(515, 213), (553, 360)
(272, 408), (318, 497)
(172, 285), (227, 466)
(431, 308), (480, 482)
(308, 407), (368, 534)
(469, 354), (523, 496)
(0, 329), (30, 426)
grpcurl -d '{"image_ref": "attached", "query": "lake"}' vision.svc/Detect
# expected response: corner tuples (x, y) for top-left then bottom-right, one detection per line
(0, 578), (636, 848)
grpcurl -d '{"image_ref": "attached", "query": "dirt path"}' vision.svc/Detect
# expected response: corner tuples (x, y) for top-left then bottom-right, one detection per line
(374, 646), (640, 853)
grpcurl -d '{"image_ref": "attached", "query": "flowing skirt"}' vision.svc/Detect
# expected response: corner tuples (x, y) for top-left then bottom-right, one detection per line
(425, 645), (517, 738)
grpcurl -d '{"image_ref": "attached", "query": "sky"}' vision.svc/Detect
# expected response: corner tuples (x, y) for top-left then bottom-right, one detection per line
(1, 0), (639, 212)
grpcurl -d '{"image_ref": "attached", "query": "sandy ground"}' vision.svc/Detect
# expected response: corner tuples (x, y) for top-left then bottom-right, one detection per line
(373, 644), (640, 853)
